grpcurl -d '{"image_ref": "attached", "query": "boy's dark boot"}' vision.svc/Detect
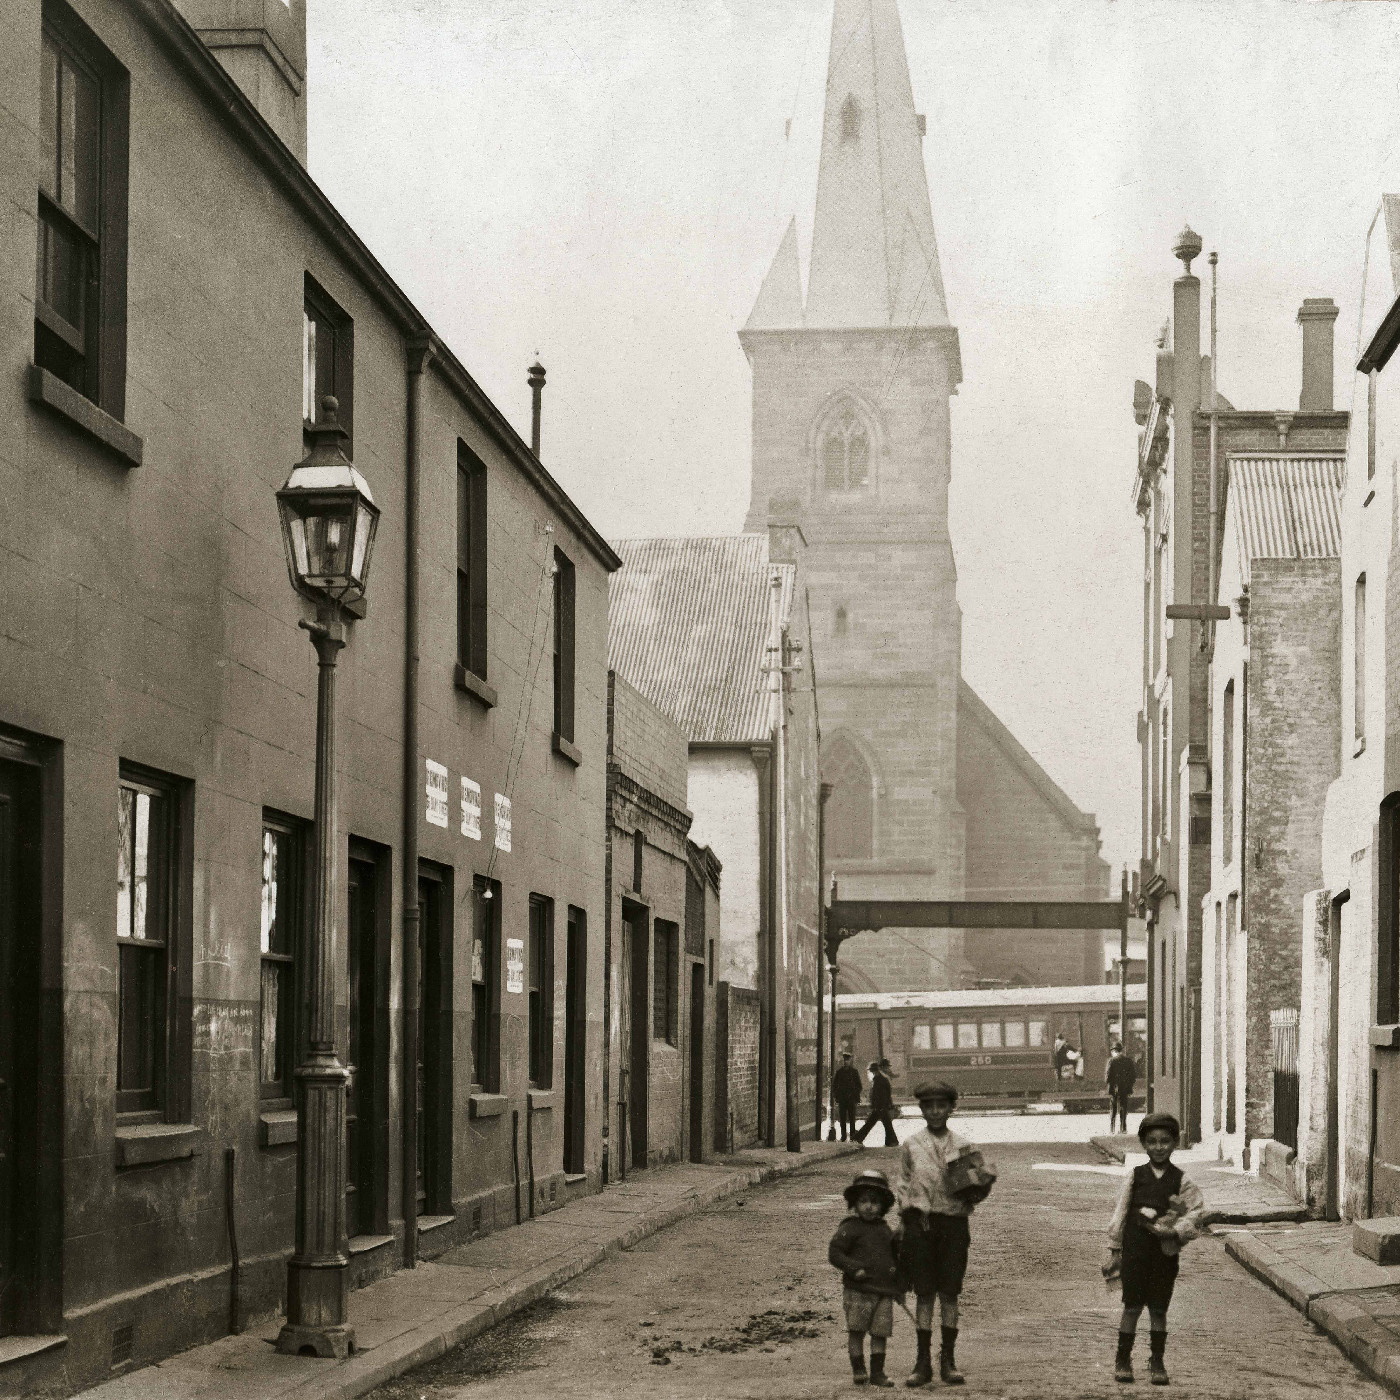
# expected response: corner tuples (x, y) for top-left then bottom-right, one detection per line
(905, 1329), (934, 1388)
(1148, 1332), (1168, 1386)
(1114, 1331), (1135, 1383)
(850, 1333), (868, 1386)
(869, 1352), (895, 1388)
(939, 1327), (965, 1385)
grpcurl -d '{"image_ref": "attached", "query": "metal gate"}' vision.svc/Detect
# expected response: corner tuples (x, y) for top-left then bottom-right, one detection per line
(1270, 1007), (1300, 1151)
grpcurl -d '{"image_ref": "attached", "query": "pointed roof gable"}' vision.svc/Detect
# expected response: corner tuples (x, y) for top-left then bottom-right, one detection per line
(745, 218), (805, 330)
(804, 0), (950, 330)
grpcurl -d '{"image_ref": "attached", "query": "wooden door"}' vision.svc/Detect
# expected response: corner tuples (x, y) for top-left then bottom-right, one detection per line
(0, 759), (40, 1335)
(563, 909), (586, 1175)
(688, 963), (704, 1162)
(346, 857), (378, 1239)
(625, 903), (649, 1170)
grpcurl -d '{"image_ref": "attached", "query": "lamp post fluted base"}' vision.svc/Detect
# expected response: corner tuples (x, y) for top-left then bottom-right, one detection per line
(275, 1319), (355, 1360)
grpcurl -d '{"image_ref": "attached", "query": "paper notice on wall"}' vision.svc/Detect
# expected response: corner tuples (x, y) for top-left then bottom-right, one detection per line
(461, 777), (482, 840)
(425, 759), (449, 828)
(505, 937), (524, 995)
(494, 793), (512, 852)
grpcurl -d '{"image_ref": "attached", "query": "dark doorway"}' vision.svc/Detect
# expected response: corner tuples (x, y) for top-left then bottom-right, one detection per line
(563, 907), (586, 1175)
(0, 757), (41, 1335)
(623, 901), (649, 1171)
(346, 853), (386, 1239)
(417, 866), (452, 1217)
(688, 962), (705, 1163)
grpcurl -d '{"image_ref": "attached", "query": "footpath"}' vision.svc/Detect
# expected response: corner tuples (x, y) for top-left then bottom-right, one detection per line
(82, 1141), (859, 1400)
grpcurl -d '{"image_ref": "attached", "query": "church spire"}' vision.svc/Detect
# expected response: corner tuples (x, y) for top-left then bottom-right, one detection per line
(745, 218), (804, 330)
(803, 0), (950, 330)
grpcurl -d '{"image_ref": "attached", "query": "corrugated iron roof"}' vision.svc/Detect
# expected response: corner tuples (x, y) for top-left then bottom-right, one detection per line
(1228, 456), (1344, 576)
(608, 536), (795, 744)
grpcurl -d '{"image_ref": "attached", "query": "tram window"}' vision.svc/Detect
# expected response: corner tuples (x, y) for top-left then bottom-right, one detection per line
(980, 1021), (1003, 1048)
(1004, 1021), (1026, 1047)
(934, 1023), (955, 1050)
(912, 1022), (931, 1051)
(1028, 1020), (1047, 1047)
(956, 1022), (978, 1048)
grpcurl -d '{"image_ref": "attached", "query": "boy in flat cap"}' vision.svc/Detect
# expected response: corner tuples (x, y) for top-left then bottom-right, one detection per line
(1104, 1112), (1205, 1385)
(893, 1081), (991, 1388)
(829, 1168), (903, 1387)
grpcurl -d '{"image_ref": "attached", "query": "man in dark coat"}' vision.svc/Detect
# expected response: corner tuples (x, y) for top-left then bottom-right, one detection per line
(832, 1051), (863, 1141)
(855, 1058), (898, 1146)
(1106, 1042), (1138, 1134)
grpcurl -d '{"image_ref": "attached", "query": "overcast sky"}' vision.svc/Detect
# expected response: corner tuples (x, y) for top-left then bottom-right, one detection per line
(306, 0), (1400, 875)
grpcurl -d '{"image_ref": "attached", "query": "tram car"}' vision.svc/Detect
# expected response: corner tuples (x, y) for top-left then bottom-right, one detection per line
(834, 982), (1147, 1111)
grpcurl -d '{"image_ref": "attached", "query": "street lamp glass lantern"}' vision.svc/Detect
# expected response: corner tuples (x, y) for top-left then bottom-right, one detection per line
(277, 397), (380, 606)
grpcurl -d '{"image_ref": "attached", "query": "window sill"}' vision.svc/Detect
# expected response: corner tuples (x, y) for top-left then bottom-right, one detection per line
(1371, 1024), (1400, 1049)
(469, 1092), (508, 1119)
(115, 1121), (205, 1167)
(528, 1089), (559, 1112)
(259, 1108), (298, 1147)
(455, 664), (497, 709)
(0, 1335), (68, 1368)
(1355, 735), (1368, 758)
(417, 1213), (454, 1235)
(552, 732), (582, 766)
(1365, 488), (1376, 507)
(28, 364), (143, 467)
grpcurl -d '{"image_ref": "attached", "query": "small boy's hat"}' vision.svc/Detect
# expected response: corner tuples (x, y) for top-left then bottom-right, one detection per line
(1137, 1111), (1181, 1143)
(844, 1169), (896, 1212)
(913, 1079), (958, 1106)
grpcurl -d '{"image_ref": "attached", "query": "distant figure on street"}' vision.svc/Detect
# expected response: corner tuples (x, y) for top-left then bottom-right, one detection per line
(1104, 1112), (1206, 1385)
(855, 1059), (897, 1146)
(829, 1168), (903, 1387)
(832, 1051), (863, 1142)
(1053, 1033), (1081, 1082)
(1106, 1042), (1137, 1134)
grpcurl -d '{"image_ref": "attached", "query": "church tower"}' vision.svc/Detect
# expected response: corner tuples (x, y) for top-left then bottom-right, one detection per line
(742, 0), (969, 991)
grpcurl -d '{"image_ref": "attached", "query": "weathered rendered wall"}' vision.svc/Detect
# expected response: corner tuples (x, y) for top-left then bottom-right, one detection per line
(688, 750), (762, 989)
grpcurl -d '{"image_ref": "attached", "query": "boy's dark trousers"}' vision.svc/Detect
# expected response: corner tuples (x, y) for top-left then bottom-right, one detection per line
(854, 1110), (897, 1145)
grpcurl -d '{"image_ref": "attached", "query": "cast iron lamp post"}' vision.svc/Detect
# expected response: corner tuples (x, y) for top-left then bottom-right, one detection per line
(274, 397), (380, 1358)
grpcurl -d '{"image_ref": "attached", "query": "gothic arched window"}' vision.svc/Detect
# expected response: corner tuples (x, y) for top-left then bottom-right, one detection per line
(825, 735), (874, 860)
(821, 408), (871, 492)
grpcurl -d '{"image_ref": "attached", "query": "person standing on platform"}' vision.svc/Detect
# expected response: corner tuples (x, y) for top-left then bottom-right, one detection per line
(1106, 1042), (1137, 1134)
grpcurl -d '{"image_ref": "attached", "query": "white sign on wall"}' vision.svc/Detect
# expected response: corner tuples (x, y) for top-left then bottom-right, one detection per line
(461, 777), (482, 840)
(425, 759), (449, 828)
(505, 937), (525, 995)
(494, 793), (512, 852)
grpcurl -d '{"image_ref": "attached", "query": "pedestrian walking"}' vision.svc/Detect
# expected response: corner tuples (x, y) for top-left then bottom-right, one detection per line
(854, 1059), (897, 1147)
(893, 1080), (995, 1388)
(1106, 1042), (1137, 1135)
(1104, 1112), (1205, 1385)
(832, 1050), (863, 1142)
(829, 1168), (904, 1388)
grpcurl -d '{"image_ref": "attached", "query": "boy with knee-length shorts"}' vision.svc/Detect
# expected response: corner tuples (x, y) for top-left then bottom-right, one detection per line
(829, 1169), (903, 1387)
(893, 1080), (984, 1388)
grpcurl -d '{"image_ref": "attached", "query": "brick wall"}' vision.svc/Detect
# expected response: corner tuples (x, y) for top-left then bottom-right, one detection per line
(1245, 559), (1341, 1140)
(609, 671), (689, 814)
(716, 983), (762, 1150)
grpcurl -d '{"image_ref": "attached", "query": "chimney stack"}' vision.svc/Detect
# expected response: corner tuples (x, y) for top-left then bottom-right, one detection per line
(1297, 298), (1339, 412)
(528, 361), (546, 457)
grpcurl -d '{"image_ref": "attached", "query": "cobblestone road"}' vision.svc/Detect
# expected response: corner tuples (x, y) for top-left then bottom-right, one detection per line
(367, 1129), (1384, 1399)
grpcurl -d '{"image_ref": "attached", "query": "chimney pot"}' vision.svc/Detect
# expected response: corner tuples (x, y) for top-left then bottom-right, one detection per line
(1296, 297), (1338, 413)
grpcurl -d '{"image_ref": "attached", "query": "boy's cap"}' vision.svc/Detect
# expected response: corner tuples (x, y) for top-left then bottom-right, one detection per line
(1138, 1112), (1181, 1143)
(914, 1080), (958, 1105)
(843, 1169), (896, 1212)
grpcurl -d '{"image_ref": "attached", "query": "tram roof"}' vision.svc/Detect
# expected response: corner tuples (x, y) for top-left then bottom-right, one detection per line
(834, 983), (1147, 1013)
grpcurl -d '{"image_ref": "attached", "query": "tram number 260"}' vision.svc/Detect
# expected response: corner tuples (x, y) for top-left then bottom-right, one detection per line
(967, 1054), (994, 1067)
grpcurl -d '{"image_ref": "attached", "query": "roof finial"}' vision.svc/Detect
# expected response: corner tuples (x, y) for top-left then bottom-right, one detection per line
(1173, 225), (1203, 275)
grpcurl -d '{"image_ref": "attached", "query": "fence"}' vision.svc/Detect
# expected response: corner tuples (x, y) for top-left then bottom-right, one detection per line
(1270, 1007), (1299, 1151)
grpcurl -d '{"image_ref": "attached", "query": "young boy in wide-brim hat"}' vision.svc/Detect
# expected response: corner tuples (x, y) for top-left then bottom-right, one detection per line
(893, 1080), (991, 1388)
(1105, 1112), (1205, 1385)
(830, 1168), (904, 1387)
